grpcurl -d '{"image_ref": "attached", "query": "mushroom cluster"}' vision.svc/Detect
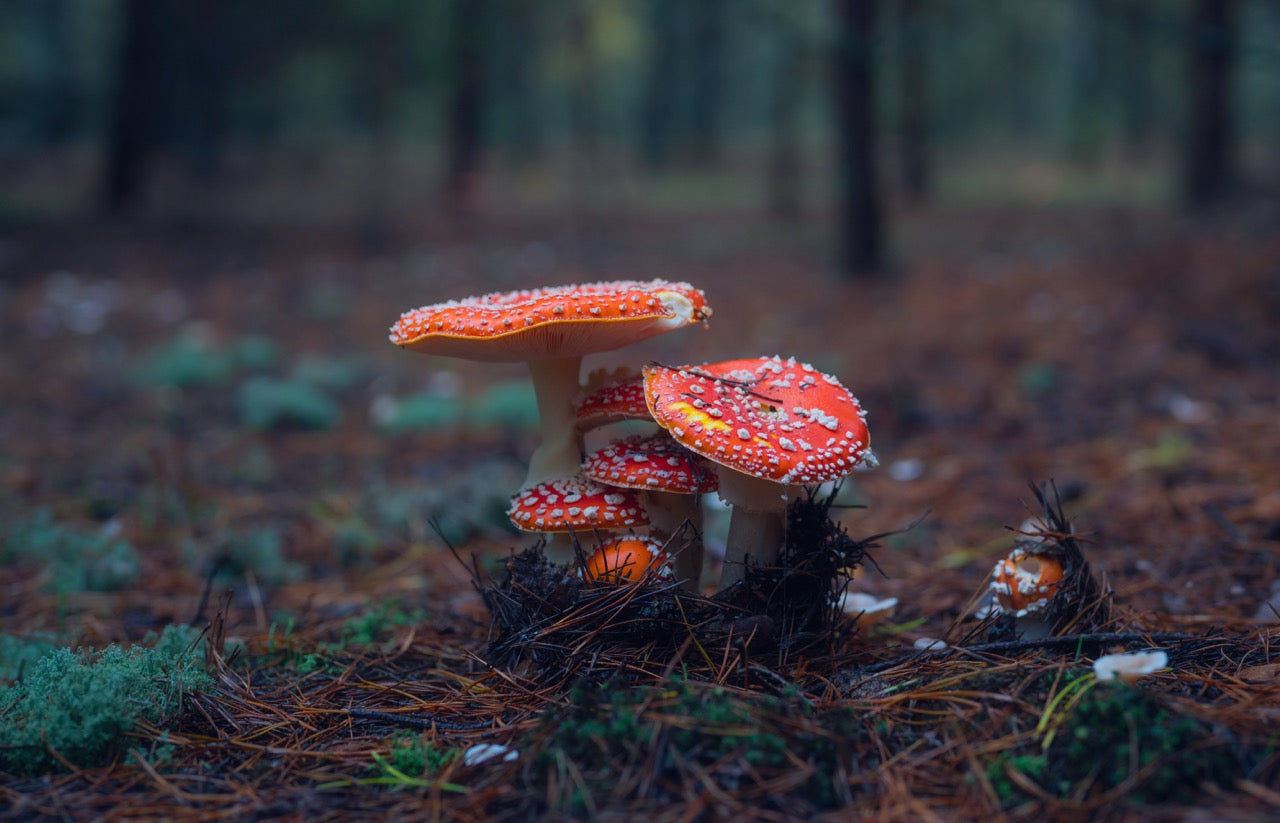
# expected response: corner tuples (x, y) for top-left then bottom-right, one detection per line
(390, 281), (874, 593)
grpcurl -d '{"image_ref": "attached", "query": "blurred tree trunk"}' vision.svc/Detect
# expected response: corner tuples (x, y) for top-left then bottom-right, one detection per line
(689, 0), (727, 165)
(31, 0), (78, 144)
(186, 0), (230, 180)
(1114, 0), (1156, 157)
(445, 0), (488, 216)
(767, 17), (803, 222)
(640, 0), (680, 168)
(896, 0), (929, 204)
(565, 1), (609, 266)
(362, 15), (402, 248)
(1183, 0), (1237, 207)
(832, 0), (884, 277)
(1064, 0), (1103, 164)
(495, 0), (543, 166)
(101, 0), (162, 213)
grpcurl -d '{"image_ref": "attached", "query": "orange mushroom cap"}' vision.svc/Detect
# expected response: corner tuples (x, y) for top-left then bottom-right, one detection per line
(506, 474), (649, 533)
(575, 377), (651, 432)
(989, 546), (1064, 617)
(642, 356), (871, 485)
(582, 535), (673, 584)
(581, 432), (718, 494)
(390, 280), (710, 362)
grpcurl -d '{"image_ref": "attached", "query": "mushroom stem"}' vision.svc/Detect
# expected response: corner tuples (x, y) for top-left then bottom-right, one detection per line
(641, 490), (705, 591)
(714, 469), (797, 590)
(524, 356), (586, 486)
(720, 506), (785, 589)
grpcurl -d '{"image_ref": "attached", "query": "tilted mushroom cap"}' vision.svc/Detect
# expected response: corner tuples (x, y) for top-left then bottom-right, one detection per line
(575, 377), (651, 432)
(989, 546), (1065, 617)
(507, 474), (649, 533)
(642, 356), (871, 485)
(390, 280), (711, 362)
(581, 432), (718, 494)
(582, 535), (674, 584)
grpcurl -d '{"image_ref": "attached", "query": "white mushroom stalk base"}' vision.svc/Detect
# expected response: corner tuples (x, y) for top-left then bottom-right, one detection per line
(640, 490), (705, 591)
(524, 356), (588, 486)
(715, 468), (799, 590)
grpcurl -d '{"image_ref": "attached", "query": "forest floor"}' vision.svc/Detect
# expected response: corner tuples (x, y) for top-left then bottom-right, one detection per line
(1, 200), (1279, 821)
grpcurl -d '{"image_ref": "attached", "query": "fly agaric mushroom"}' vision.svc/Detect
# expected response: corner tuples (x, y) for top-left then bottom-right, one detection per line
(575, 374), (651, 436)
(390, 280), (710, 487)
(580, 431), (717, 588)
(507, 474), (649, 534)
(989, 546), (1065, 618)
(582, 535), (673, 584)
(643, 356), (871, 590)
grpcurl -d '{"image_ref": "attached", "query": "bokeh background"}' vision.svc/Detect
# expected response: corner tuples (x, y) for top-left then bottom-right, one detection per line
(2, 0), (1277, 249)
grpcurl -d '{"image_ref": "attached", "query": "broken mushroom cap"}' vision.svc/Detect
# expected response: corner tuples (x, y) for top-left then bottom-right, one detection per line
(582, 535), (673, 584)
(507, 474), (649, 533)
(1093, 649), (1169, 683)
(580, 432), (718, 495)
(390, 280), (711, 486)
(989, 546), (1065, 617)
(838, 592), (899, 630)
(643, 356), (871, 589)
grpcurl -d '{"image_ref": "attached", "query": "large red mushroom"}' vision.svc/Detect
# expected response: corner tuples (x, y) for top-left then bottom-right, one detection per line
(643, 356), (871, 589)
(390, 280), (710, 487)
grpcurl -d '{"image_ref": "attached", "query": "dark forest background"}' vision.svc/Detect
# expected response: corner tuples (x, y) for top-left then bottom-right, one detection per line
(0, 0), (1277, 274)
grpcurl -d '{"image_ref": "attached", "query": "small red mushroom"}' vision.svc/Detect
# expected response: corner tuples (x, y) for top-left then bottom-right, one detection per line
(582, 535), (673, 584)
(643, 356), (871, 589)
(574, 375), (651, 435)
(506, 474), (649, 533)
(390, 280), (710, 487)
(989, 546), (1065, 617)
(581, 431), (717, 588)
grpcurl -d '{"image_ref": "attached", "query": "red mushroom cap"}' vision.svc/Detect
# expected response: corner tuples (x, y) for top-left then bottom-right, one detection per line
(989, 547), (1064, 617)
(575, 377), (651, 432)
(390, 280), (711, 362)
(582, 535), (673, 584)
(642, 356), (870, 485)
(507, 474), (650, 533)
(581, 432), (718, 494)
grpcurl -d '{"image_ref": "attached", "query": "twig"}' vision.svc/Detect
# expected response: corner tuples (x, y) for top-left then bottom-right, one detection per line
(854, 631), (1208, 676)
(346, 707), (495, 732)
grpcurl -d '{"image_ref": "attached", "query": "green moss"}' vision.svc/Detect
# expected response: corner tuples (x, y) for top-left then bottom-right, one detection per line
(0, 632), (61, 682)
(340, 600), (427, 648)
(986, 753), (1048, 808)
(1, 508), (140, 594)
(137, 333), (234, 388)
(213, 527), (302, 585)
(376, 393), (464, 433)
(385, 730), (458, 778)
(470, 381), (539, 430)
(535, 678), (873, 814)
(229, 335), (280, 372)
(291, 355), (364, 390)
(1047, 684), (1239, 804)
(0, 625), (212, 775)
(238, 376), (342, 432)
